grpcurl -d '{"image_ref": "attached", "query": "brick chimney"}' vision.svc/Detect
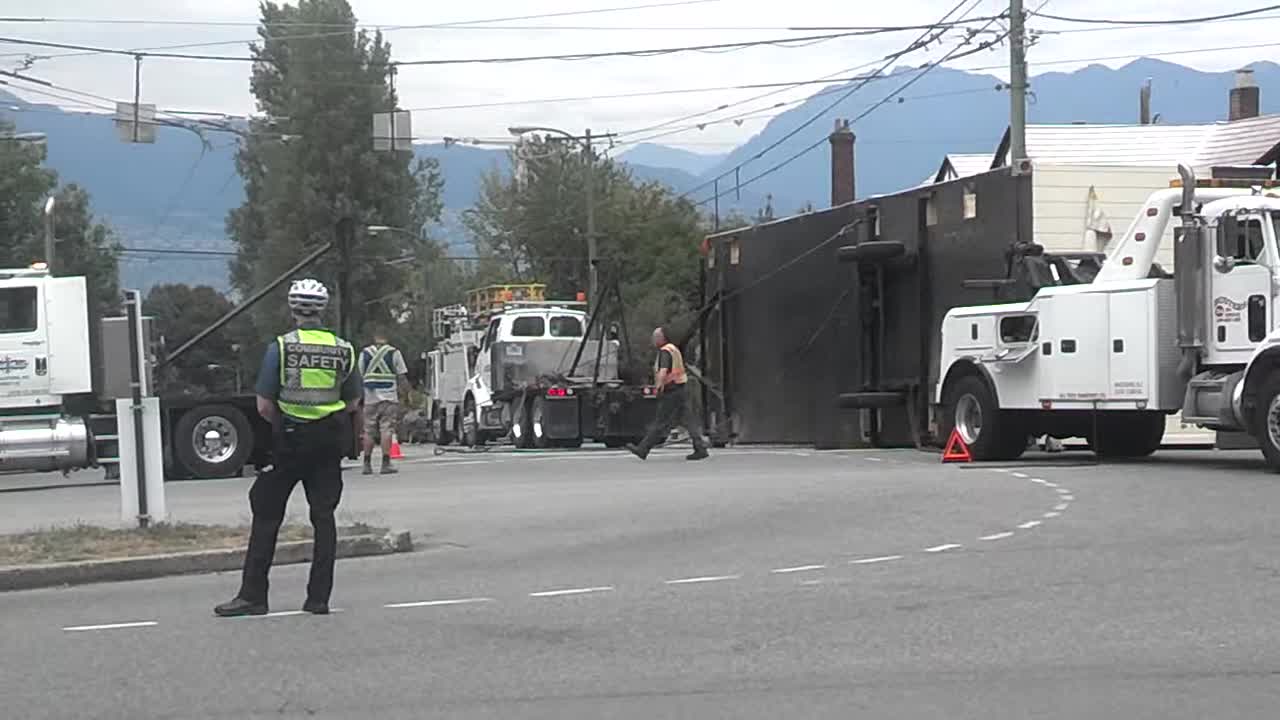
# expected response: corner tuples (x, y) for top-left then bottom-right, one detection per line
(1229, 68), (1260, 121)
(829, 118), (855, 206)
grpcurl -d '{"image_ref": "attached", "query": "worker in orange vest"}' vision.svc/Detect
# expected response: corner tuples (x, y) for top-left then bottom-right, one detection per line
(627, 326), (709, 461)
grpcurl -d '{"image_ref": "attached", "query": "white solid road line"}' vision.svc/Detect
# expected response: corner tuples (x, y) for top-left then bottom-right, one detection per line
(923, 544), (962, 553)
(385, 598), (493, 609)
(1017, 520), (1042, 529)
(63, 621), (157, 632)
(664, 575), (741, 585)
(849, 555), (903, 565)
(529, 586), (615, 598)
(770, 564), (827, 574)
(979, 532), (1015, 541)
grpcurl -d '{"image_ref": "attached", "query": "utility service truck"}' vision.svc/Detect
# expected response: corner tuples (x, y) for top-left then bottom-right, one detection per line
(936, 164), (1280, 468)
(433, 283), (657, 449)
(425, 303), (482, 445)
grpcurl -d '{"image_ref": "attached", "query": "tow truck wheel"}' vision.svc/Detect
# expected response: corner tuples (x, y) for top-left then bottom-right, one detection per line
(434, 405), (454, 446)
(174, 404), (254, 479)
(941, 376), (1025, 461)
(512, 398), (534, 449)
(530, 397), (552, 449)
(1253, 374), (1280, 472)
(462, 396), (484, 448)
(1090, 412), (1165, 459)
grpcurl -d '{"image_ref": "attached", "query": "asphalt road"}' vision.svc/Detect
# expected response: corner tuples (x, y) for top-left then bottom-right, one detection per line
(3, 446), (1280, 719)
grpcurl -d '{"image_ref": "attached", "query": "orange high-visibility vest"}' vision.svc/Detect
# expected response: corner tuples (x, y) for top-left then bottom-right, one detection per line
(655, 343), (687, 386)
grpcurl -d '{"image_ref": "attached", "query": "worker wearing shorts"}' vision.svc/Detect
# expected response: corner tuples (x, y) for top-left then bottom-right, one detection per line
(359, 330), (409, 475)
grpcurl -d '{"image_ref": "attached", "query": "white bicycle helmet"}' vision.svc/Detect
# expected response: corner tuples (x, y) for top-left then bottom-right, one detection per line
(288, 278), (329, 316)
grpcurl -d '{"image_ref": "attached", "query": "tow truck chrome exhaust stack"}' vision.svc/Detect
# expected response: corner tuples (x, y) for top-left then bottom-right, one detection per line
(0, 416), (90, 472)
(1174, 163), (1204, 381)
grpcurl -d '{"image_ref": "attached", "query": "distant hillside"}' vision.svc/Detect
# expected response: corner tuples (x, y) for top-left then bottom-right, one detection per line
(5, 58), (1279, 291)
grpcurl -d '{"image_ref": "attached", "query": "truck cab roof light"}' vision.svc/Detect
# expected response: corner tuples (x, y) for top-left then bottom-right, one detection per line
(1169, 178), (1280, 189)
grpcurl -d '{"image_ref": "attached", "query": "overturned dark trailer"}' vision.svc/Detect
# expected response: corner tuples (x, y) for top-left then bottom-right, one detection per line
(698, 164), (1059, 449)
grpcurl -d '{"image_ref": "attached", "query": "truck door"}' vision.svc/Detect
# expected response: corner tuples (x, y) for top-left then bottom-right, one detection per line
(472, 318), (500, 396)
(1210, 214), (1272, 354)
(0, 282), (51, 401)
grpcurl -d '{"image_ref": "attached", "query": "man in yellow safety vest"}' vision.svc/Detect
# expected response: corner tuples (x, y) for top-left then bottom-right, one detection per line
(626, 326), (709, 461)
(215, 278), (362, 618)
(359, 329), (409, 475)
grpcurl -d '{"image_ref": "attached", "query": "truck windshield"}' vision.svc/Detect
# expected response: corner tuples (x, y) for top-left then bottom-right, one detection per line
(511, 316), (546, 337)
(0, 287), (38, 333)
(549, 316), (584, 337)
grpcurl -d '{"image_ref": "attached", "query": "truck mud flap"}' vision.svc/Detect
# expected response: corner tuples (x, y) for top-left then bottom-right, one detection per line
(837, 391), (907, 409)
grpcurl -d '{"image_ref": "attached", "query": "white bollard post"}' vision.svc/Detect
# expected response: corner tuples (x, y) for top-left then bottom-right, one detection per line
(118, 397), (166, 526)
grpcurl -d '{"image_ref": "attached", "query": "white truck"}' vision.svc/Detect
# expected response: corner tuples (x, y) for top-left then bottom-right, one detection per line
(425, 304), (481, 445)
(935, 164), (1280, 467)
(438, 284), (657, 449)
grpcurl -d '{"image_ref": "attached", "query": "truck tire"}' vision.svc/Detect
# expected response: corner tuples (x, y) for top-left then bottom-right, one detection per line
(940, 375), (1025, 461)
(174, 404), (254, 479)
(462, 396), (484, 448)
(1090, 412), (1165, 459)
(512, 397), (535, 449)
(530, 397), (557, 449)
(434, 405), (454, 446)
(1253, 374), (1280, 472)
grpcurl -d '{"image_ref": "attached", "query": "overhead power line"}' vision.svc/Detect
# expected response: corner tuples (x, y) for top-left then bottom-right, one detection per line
(0, 27), (937, 66)
(1031, 4), (1280, 26)
(679, 0), (989, 202)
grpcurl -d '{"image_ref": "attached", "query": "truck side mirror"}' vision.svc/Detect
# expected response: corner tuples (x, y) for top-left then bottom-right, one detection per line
(1214, 255), (1237, 274)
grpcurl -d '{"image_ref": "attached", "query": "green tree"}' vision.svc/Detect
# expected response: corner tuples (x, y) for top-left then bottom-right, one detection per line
(227, 0), (444, 357)
(0, 120), (121, 313)
(463, 139), (704, 377)
(144, 284), (250, 396)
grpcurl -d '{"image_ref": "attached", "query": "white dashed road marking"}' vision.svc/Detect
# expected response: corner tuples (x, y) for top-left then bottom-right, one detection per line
(1054, 503), (1069, 511)
(771, 564), (827, 574)
(1043, 511), (1061, 519)
(529, 586), (615, 598)
(664, 575), (741, 585)
(923, 544), (962, 553)
(1012, 472), (1029, 479)
(385, 598), (493, 609)
(979, 532), (1015, 541)
(1017, 520), (1042, 529)
(63, 621), (157, 632)
(849, 555), (903, 565)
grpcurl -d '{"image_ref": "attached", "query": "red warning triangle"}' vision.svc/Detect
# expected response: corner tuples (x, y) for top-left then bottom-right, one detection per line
(941, 429), (972, 463)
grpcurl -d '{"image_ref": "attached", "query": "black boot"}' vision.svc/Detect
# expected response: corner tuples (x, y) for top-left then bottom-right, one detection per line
(302, 599), (330, 615)
(686, 448), (709, 461)
(214, 597), (268, 617)
(625, 443), (649, 460)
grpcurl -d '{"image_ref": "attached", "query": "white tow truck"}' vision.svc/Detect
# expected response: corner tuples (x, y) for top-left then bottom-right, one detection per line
(425, 304), (482, 446)
(434, 283), (657, 449)
(936, 164), (1280, 468)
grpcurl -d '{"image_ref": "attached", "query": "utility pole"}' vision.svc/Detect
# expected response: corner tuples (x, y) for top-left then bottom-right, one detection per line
(583, 128), (597, 311)
(1008, 0), (1028, 171)
(42, 196), (55, 273)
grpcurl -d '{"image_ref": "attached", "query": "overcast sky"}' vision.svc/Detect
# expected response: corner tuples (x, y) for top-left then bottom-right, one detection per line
(2, 0), (1276, 155)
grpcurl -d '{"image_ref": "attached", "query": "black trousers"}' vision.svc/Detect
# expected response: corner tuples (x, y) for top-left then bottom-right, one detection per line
(637, 384), (707, 453)
(238, 415), (344, 605)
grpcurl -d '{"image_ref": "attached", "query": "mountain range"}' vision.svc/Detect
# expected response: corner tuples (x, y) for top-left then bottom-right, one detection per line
(4, 57), (1278, 292)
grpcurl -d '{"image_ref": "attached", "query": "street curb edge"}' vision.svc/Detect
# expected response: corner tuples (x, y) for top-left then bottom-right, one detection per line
(0, 530), (417, 593)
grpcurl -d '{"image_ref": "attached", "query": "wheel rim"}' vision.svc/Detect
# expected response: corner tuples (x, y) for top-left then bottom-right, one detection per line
(192, 416), (238, 465)
(1267, 394), (1280, 451)
(954, 394), (982, 445)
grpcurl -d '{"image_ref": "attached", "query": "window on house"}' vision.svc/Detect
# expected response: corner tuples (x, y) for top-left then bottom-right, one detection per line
(963, 184), (978, 219)
(925, 194), (938, 226)
(729, 238), (741, 265)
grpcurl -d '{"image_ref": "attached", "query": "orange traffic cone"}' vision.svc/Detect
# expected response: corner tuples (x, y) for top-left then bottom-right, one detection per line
(389, 434), (404, 460)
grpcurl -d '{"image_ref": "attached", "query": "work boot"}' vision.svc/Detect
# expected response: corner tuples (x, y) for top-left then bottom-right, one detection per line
(625, 443), (649, 460)
(686, 448), (709, 461)
(214, 597), (268, 618)
(380, 459), (398, 475)
(362, 455), (373, 476)
(302, 599), (330, 615)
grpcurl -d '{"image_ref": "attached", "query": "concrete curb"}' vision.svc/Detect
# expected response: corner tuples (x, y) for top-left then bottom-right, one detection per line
(0, 530), (416, 593)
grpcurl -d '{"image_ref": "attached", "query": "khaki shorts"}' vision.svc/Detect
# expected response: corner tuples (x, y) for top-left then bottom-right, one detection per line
(363, 401), (400, 441)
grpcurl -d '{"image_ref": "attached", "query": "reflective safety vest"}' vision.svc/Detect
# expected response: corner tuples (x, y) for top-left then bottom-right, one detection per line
(359, 344), (400, 390)
(276, 328), (355, 421)
(654, 343), (687, 386)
